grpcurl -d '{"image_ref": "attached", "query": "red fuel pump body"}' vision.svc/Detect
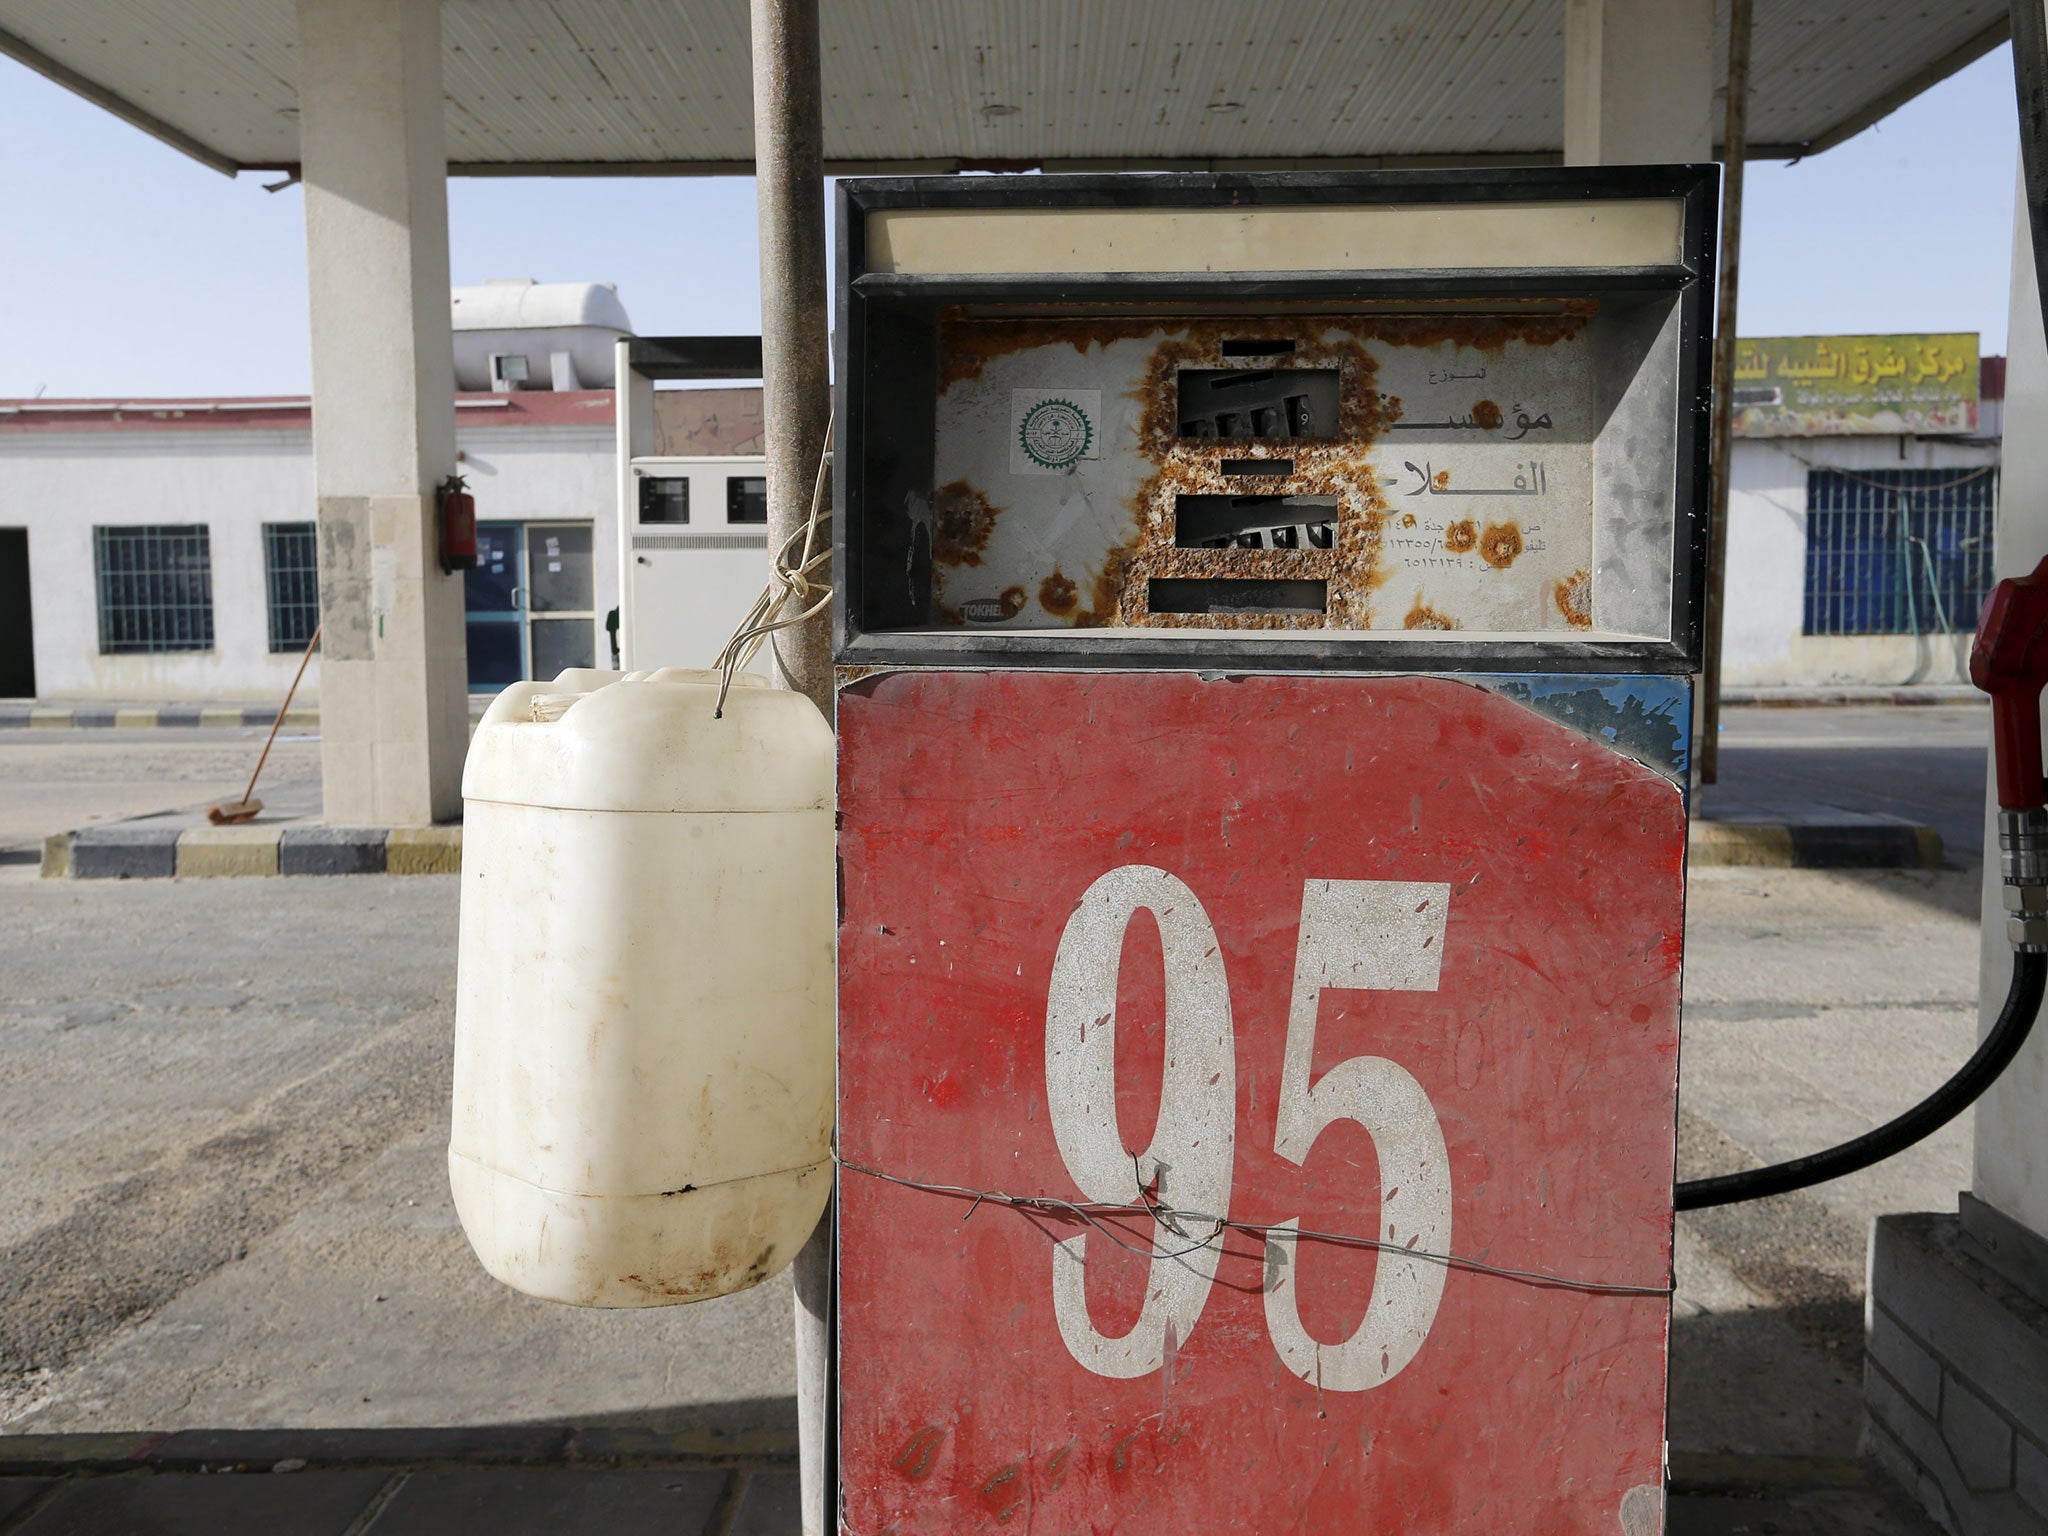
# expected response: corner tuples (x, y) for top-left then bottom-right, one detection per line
(1971, 552), (2048, 812)
(439, 475), (479, 574)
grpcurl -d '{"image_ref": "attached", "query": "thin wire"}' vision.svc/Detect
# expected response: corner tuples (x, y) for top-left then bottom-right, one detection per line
(836, 1156), (1673, 1299)
(1787, 454), (1994, 496)
(711, 409), (835, 717)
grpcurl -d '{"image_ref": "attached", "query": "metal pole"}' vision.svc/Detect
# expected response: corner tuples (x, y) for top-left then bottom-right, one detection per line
(752, 0), (833, 711)
(749, 0), (833, 1531)
(1700, 0), (1751, 786)
(2015, 0), (2048, 337)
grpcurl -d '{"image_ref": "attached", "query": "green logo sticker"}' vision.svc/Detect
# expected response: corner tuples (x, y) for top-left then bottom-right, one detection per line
(1018, 398), (1095, 470)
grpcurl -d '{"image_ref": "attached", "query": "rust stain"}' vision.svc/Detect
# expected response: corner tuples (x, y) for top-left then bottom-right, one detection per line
(932, 309), (1595, 630)
(893, 1426), (947, 1482)
(1555, 567), (1593, 629)
(1400, 512), (1417, 529)
(1046, 1439), (1076, 1490)
(1404, 595), (1460, 630)
(1111, 317), (1396, 631)
(1074, 545), (1134, 628)
(937, 314), (1169, 390)
(1480, 521), (1524, 570)
(1110, 1428), (1143, 1475)
(998, 585), (1027, 619)
(1353, 305), (1595, 355)
(1038, 569), (1078, 616)
(935, 303), (1595, 388)
(1431, 468), (1451, 492)
(932, 480), (999, 568)
(978, 1462), (1027, 1522)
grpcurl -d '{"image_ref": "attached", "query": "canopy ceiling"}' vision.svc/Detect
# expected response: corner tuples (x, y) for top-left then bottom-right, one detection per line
(0, 0), (2010, 177)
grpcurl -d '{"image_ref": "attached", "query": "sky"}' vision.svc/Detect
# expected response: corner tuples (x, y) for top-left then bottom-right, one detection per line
(0, 42), (2025, 400)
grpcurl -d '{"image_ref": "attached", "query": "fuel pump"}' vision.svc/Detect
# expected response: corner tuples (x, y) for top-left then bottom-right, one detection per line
(826, 154), (2048, 1532)
(831, 166), (1718, 1534)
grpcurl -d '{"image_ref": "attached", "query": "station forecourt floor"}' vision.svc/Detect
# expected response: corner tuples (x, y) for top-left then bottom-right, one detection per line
(0, 702), (1993, 1532)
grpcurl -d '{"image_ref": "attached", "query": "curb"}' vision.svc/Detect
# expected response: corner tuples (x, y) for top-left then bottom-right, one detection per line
(1723, 685), (1984, 707)
(0, 704), (319, 730)
(43, 819), (1937, 878)
(2, 691), (1989, 726)
(0, 1425), (800, 1476)
(1665, 1451), (1876, 1494)
(47, 824), (461, 880)
(1688, 817), (1943, 870)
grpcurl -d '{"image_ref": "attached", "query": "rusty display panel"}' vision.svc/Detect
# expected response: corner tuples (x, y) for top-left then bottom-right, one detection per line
(929, 311), (1599, 636)
(837, 669), (1686, 1536)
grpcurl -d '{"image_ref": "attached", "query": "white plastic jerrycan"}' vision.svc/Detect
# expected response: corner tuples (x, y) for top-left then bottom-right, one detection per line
(450, 667), (834, 1306)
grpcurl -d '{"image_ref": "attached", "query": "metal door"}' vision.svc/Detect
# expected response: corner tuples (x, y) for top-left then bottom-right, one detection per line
(465, 522), (525, 691)
(0, 529), (33, 699)
(464, 522), (596, 690)
(524, 523), (596, 677)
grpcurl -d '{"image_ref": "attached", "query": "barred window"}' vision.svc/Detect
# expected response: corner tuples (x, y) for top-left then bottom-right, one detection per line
(263, 523), (320, 652)
(94, 525), (214, 654)
(1803, 468), (1998, 637)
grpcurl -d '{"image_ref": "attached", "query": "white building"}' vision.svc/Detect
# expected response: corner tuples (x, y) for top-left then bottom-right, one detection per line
(1720, 341), (2003, 690)
(0, 283), (768, 703)
(0, 313), (2002, 703)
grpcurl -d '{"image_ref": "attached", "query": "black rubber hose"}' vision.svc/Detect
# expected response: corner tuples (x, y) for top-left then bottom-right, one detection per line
(1675, 950), (2048, 1211)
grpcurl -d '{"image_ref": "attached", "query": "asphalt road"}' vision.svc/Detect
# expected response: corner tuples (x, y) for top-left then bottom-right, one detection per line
(0, 706), (1999, 1535)
(1708, 702), (1990, 862)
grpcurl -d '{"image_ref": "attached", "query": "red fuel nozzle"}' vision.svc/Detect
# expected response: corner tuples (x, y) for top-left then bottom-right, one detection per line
(1972, 553), (2048, 813)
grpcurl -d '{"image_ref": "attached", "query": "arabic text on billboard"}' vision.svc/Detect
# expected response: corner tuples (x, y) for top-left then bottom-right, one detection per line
(1733, 334), (1978, 438)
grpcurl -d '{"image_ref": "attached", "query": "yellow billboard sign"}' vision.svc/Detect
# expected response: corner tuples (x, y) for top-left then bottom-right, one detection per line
(1732, 333), (1979, 437)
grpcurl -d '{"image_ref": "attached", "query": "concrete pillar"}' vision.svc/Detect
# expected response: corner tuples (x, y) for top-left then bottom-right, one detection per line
(1860, 162), (2048, 1536)
(1563, 0), (1716, 166)
(296, 0), (467, 826)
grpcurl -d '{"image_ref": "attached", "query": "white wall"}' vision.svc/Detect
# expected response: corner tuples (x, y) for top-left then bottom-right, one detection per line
(9, 412), (2000, 699)
(0, 417), (622, 701)
(1721, 434), (2001, 689)
(0, 429), (318, 701)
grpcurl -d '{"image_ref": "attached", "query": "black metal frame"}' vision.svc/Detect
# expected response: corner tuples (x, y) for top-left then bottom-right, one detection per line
(833, 166), (1718, 675)
(625, 335), (763, 381)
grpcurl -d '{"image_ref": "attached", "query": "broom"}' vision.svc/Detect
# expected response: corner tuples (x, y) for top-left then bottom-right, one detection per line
(208, 625), (320, 825)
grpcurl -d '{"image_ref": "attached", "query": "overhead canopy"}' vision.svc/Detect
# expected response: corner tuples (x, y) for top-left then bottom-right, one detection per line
(0, 0), (2009, 177)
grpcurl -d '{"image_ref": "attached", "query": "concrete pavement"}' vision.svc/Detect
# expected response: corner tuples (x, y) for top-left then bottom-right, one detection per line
(0, 872), (796, 1438)
(0, 703), (1997, 1531)
(0, 727), (321, 863)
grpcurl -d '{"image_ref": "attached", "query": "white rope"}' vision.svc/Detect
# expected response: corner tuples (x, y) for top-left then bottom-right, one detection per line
(712, 410), (834, 717)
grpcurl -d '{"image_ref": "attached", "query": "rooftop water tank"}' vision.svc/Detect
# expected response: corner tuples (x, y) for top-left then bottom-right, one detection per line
(450, 278), (633, 392)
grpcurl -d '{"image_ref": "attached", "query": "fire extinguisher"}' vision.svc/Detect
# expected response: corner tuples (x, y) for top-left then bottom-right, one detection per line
(438, 473), (478, 574)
